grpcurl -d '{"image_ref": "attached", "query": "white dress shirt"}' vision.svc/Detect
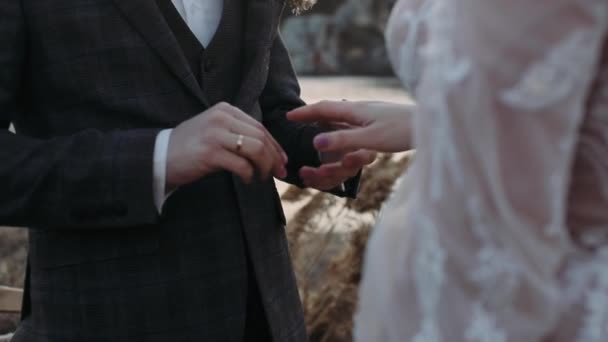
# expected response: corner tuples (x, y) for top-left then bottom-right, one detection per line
(153, 0), (224, 213)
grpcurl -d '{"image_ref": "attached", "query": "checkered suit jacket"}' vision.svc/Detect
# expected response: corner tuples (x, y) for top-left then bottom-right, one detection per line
(0, 0), (359, 341)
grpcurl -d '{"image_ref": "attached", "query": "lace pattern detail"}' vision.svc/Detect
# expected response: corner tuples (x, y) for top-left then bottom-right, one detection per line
(423, 0), (471, 200)
(577, 249), (608, 342)
(386, 0), (433, 93)
(501, 30), (601, 111)
(467, 197), (521, 317)
(465, 304), (507, 342)
(413, 215), (445, 342)
(421, 1), (471, 86)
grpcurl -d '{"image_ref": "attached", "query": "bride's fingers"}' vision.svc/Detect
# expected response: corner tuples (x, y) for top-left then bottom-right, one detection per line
(287, 101), (367, 126)
(313, 127), (375, 153)
(299, 166), (324, 188)
(318, 122), (354, 132)
(340, 150), (377, 169)
(300, 166), (347, 190)
(316, 163), (360, 179)
(314, 151), (376, 177)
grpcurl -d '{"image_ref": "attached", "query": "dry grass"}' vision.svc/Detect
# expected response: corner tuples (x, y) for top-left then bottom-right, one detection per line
(0, 228), (27, 289)
(286, 153), (412, 341)
(289, 0), (318, 15)
(347, 154), (412, 213)
(281, 186), (313, 203)
(305, 222), (371, 342)
(0, 227), (26, 334)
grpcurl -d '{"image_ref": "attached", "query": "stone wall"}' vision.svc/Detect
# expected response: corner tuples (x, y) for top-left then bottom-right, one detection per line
(281, 0), (397, 75)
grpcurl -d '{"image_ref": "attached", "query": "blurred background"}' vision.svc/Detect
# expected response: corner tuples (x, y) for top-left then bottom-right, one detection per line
(1, 1), (411, 340)
(282, 0), (397, 75)
(278, 6), (413, 339)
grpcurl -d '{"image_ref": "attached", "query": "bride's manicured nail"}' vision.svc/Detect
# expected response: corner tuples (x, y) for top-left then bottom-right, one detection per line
(282, 152), (289, 164)
(314, 135), (329, 149)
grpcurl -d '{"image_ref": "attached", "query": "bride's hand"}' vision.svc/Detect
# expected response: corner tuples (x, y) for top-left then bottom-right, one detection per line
(287, 101), (414, 153)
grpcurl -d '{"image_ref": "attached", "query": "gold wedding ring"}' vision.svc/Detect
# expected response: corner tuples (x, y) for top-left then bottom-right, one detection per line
(236, 134), (244, 152)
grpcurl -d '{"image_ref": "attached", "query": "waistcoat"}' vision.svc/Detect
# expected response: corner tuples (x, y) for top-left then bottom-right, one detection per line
(156, 0), (245, 105)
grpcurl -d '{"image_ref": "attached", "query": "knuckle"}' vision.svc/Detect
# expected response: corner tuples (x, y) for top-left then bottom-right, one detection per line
(254, 130), (266, 141)
(216, 102), (231, 110)
(199, 145), (214, 164)
(251, 140), (264, 155)
(203, 131), (219, 145)
(263, 157), (273, 169)
(237, 158), (249, 171)
(208, 154), (219, 167)
(210, 113), (226, 126)
(208, 110), (220, 120)
(200, 143), (219, 157)
(242, 164), (254, 179)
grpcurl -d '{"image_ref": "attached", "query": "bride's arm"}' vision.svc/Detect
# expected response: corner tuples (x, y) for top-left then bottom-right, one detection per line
(400, 0), (608, 340)
(287, 101), (414, 153)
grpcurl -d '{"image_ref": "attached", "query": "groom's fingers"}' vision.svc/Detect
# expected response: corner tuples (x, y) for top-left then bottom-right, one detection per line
(225, 106), (288, 165)
(219, 133), (274, 180)
(288, 101), (365, 125)
(225, 116), (286, 179)
(214, 151), (255, 184)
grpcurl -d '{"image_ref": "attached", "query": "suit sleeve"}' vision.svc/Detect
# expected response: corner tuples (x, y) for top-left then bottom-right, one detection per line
(260, 32), (360, 198)
(0, 2), (161, 229)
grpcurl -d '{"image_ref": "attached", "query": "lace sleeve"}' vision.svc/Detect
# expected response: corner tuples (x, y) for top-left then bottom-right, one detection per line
(412, 0), (608, 339)
(358, 0), (608, 341)
(385, 0), (433, 94)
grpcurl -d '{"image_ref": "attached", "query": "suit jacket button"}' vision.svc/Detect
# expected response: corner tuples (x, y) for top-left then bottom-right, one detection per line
(203, 59), (213, 72)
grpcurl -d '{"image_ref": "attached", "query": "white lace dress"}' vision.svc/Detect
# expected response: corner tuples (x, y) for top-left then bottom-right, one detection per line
(355, 0), (608, 341)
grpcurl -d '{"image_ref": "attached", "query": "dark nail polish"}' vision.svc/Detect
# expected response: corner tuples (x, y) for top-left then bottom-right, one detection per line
(314, 135), (329, 149)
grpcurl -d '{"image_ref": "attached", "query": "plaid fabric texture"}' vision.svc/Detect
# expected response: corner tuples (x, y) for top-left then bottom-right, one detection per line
(0, 0), (363, 340)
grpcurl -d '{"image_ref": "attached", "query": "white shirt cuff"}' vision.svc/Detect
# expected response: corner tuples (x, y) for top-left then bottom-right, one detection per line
(153, 129), (173, 213)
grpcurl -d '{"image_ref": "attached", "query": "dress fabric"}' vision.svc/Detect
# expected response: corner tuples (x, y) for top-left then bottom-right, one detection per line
(355, 0), (608, 341)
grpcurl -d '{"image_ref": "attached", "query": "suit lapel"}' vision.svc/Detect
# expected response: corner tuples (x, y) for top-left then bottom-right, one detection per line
(112, 0), (210, 107)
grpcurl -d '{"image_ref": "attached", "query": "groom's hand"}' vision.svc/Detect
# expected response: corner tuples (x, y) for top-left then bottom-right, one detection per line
(166, 102), (288, 190)
(299, 149), (376, 191)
